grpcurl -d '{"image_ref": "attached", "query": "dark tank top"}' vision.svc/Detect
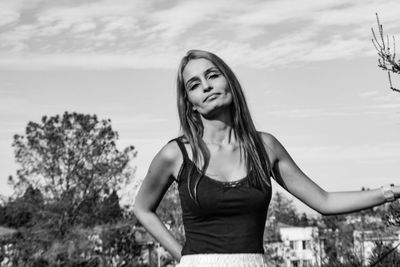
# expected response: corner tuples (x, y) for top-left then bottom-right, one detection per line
(168, 137), (272, 255)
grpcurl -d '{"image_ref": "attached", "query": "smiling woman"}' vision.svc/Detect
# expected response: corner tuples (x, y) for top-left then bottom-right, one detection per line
(133, 49), (400, 267)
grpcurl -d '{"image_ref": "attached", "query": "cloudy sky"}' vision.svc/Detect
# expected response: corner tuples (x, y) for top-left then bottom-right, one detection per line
(1, 0), (400, 214)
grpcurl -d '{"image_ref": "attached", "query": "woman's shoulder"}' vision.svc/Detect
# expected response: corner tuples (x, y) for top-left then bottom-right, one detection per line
(257, 131), (279, 148)
(257, 131), (281, 164)
(156, 136), (185, 164)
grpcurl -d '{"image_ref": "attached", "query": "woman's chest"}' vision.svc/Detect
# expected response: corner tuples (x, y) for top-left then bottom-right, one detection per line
(185, 143), (248, 181)
(179, 178), (271, 217)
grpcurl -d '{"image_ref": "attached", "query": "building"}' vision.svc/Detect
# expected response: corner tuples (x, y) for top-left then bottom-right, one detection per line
(0, 226), (17, 267)
(278, 224), (323, 267)
(353, 229), (400, 265)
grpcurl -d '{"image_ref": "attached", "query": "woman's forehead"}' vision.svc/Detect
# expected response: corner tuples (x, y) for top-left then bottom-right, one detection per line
(182, 58), (217, 82)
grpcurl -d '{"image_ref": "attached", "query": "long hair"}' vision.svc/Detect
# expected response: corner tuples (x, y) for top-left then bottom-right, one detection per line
(176, 49), (272, 205)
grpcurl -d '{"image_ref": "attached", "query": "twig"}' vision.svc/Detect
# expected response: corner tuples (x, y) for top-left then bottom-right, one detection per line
(372, 13), (400, 92)
(389, 72), (400, 93)
(370, 241), (400, 267)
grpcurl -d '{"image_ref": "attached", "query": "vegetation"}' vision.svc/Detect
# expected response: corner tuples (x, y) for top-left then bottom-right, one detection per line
(368, 241), (400, 267)
(1, 12), (400, 267)
(0, 112), (140, 266)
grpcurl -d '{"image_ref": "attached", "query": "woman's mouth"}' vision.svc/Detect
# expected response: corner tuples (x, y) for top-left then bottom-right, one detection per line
(204, 93), (220, 102)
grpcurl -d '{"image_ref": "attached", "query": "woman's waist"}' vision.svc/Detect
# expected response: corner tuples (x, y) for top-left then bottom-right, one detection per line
(183, 217), (266, 238)
(177, 253), (268, 267)
(181, 232), (265, 256)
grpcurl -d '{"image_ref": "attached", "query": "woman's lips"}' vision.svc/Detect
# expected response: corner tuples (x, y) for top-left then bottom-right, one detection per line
(204, 93), (220, 102)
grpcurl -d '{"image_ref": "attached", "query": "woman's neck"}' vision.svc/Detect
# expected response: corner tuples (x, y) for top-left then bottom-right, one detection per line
(201, 112), (236, 145)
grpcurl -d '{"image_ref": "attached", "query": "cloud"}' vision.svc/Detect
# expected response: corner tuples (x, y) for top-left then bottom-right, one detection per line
(113, 114), (169, 126)
(1, 0), (400, 69)
(102, 17), (139, 32)
(360, 90), (380, 97)
(265, 108), (349, 118)
(0, 52), (180, 70)
(304, 37), (367, 62)
(0, 90), (29, 113)
(290, 142), (400, 162)
(0, 9), (20, 27)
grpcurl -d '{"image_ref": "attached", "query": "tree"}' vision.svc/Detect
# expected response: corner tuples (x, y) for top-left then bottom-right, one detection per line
(3, 112), (139, 265)
(299, 212), (309, 227)
(0, 185), (44, 228)
(371, 12), (400, 229)
(99, 190), (123, 223)
(8, 112), (136, 229)
(372, 13), (400, 92)
(268, 191), (300, 226)
(385, 201), (400, 227)
(368, 241), (400, 267)
(156, 182), (184, 245)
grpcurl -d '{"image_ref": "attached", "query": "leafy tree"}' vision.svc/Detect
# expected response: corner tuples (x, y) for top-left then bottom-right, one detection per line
(368, 241), (400, 267)
(268, 191), (300, 226)
(99, 190), (123, 223)
(2, 112), (138, 265)
(319, 213), (363, 265)
(299, 212), (309, 227)
(156, 182), (184, 245)
(385, 201), (400, 227)
(8, 112), (136, 229)
(0, 185), (44, 228)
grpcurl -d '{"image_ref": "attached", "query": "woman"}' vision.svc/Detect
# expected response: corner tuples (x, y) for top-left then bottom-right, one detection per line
(133, 49), (400, 267)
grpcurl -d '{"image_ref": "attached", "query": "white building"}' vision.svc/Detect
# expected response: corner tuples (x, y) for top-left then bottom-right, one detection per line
(279, 224), (323, 267)
(353, 229), (400, 265)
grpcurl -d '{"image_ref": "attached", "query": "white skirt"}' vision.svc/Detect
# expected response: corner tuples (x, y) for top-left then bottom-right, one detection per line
(175, 253), (268, 267)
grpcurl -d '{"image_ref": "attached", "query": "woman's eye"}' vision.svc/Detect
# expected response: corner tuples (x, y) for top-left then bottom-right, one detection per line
(189, 83), (199, 90)
(208, 73), (219, 79)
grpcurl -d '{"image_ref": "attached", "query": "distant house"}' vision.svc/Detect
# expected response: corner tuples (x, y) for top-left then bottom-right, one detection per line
(353, 229), (400, 265)
(345, 214), (382, 224)
(278, 223), (323, 267)
(0, 226), (17, 267)
(0, 226), (17, 239)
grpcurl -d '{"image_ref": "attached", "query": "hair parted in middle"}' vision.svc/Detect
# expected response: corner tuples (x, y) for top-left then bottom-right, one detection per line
(176, 49), (273, 205)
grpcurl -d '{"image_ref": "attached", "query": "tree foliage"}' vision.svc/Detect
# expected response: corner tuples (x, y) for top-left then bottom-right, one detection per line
(8, 112), (136, 228)
(0, 186), (44, 228)
(385, 201), (400, 227)
(156, 182), (185, 245)
(368, 241), (400, 267)
(269, 191), (303, 226)
(0, 112), (139, 265)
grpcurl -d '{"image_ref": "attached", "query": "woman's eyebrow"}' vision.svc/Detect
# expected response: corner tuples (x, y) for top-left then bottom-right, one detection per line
(185, 77), (198, 88)
(205, 67), (219, 75)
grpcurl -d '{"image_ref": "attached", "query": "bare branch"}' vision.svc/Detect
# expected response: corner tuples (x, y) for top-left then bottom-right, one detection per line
(389, 72), (400, 93)
(372, 13), (400, 92)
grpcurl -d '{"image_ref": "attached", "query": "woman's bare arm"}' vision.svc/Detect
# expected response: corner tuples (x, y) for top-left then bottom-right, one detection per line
(133, 141), (182, 261)
(260, 132), (400, 215)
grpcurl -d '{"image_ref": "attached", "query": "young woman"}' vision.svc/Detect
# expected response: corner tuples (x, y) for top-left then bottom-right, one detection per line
(133, 50), (400, 267)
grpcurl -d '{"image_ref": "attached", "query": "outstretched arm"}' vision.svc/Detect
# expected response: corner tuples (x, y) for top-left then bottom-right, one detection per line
(133, 142), (182, 261)
(260, 132), (400, 215)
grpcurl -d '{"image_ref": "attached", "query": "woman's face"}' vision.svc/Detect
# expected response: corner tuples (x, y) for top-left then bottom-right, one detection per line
(182, 58), (232, 116)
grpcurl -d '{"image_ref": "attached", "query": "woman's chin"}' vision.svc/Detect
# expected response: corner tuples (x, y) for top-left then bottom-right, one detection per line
(201, 105), (232, 119)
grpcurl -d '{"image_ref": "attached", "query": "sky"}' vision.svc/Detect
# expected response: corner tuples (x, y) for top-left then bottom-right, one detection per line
(1, 0), (400, 215)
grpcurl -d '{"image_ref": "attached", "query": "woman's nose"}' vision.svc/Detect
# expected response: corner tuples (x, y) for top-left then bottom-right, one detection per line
(201, 79), (212, 91)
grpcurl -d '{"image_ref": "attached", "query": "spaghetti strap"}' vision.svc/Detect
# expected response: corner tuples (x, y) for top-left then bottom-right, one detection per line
(167, 136), (189, 183)
(168, 136), (189, 162)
